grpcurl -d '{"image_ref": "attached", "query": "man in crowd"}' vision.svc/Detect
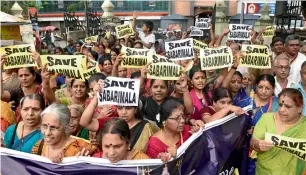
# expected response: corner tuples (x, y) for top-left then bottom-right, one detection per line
(273, 54), (295, 96)
(284, 35), (306, 84)
(291, 61), (306, 116)
(300, 42), (306, 56)
(271, 37), (285, 59)
(132, 11), (156, 51)
(66, 37), (76, 55)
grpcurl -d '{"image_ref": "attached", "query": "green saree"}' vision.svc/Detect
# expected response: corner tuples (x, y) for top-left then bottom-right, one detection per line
(252, 112), (306, 175)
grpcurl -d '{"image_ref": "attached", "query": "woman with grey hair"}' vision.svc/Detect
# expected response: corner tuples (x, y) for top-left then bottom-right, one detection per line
(32, 103), (98, 163)
(68, 104), (89, 140)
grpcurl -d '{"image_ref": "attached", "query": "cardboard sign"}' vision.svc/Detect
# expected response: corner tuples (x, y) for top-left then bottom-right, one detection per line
(200, 46), (233, 70)
(241, 45), (271, 69)
(228, 24), (252, 41)
(1, 25), (22, 41)
(120, 46), (152, 68)
(195, 18), (210, 30)
(147, 54), (185, 80)
(41, 55), (87, 81)
(115, 24), (134, 39)
(265, 133), (306, 161)
(165, 38), (194, 61)
(1, 44), (37, 70)
(190, 30), (203, 37)
(83, 59), (100, 80)
(193, 39), (208, 53)
(262, 26), (274, 37)
(85, 35), (98, 43)
(98, 77), (140, 106)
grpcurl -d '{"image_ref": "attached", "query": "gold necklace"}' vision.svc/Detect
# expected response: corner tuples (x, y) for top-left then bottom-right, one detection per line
(161, 129), (182, 148)
(281, 116), (302, 129)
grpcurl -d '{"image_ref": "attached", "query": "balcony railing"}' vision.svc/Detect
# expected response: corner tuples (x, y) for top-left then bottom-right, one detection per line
(38, 0), (168, 13)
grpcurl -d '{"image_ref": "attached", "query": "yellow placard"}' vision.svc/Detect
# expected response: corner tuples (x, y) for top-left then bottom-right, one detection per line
(262, 26), (274, 37)
(1, 25), (22, 41)
(265, 133), (306, 161)
(147, 54), (184, 80)
(115, 24), (134, 39)
(85, 35), (98, 44)
(41, 55), (87, 81)
(120, 46), (152, 68)
(199, 46), (233, 70)
(84, 59), (100, 80)
(240, 45), (271, 69)
(1, 44), (37, 70)
(193, 39), (208, 53)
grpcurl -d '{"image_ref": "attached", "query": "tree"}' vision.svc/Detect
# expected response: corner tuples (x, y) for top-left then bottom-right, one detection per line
(1, 1), (42, 15)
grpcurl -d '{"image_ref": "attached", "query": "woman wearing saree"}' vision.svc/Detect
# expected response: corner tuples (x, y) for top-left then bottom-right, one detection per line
(251, 88), (306, 175)
(200, 87), (245, 123)
(140, 65), (194, 126)
(93, 118), (150, 162)
(80, 79), (159, 152)
(146, 98), (204, 159)
(222, 52), (250, 107)
(42, 64), (88, 107)
(68, 104), (89, 140)
(4, 94), (45, 153)
(32, 103), (98, 163)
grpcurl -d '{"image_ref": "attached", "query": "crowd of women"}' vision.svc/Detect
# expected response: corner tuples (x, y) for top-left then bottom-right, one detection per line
(1, 13), (306, 175)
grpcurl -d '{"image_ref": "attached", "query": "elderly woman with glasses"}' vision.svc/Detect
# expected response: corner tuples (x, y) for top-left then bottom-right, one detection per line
(32, 103), (98, 163)
(146, 98), (204, 161)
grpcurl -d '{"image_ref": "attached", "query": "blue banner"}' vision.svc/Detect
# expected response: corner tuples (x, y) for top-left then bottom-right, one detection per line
(1, 106), (251, 175)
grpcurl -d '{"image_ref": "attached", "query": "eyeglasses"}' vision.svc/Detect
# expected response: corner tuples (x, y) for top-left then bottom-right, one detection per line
(168, 114), (185, 122)
(275, 66), (290, 71)
(40, 124), (62, 133)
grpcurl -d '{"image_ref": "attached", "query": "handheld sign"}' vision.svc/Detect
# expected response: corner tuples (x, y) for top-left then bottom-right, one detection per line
(98, 77), (140, 106)
(265, 133), (306, 161)
(1, 44), (37, 70)
(85, 35), (98, 44)
(147, 54), (191, 80)
(190, 30), (203, 37)
(228, 24), (252, 41)
(193, 39), (208, 53)
(262, 26), (274, 37)
(165, 38), (194, 61)
(200, 46), (233, 70)
(83, 59), (100, 80)
(115, 24), (134, 39)
(241, 45), (271, 69)
(195, 18), (210, 30)
(41, 55), (87, 81)
(120, 46), (152, 68)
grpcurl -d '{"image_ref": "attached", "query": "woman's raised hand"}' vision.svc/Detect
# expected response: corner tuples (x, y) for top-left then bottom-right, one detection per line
(140, 62), (151, 79)
(41, 64), (52, 82)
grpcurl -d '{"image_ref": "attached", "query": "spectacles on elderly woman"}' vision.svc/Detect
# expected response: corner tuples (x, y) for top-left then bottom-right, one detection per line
(41, 124), (62, 132)
(168, 114), (185, 122)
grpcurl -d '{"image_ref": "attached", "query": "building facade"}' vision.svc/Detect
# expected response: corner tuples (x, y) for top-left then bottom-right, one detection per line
(35, 0), (239, 33)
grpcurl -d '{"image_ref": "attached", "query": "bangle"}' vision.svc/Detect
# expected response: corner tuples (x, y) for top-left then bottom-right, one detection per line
(252, 140), (259, 152)
(232, 66), (237, 70)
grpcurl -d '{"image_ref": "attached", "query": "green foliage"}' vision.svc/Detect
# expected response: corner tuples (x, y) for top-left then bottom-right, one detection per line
(1, 1), (42, 15)
(66, 1), (85, 12)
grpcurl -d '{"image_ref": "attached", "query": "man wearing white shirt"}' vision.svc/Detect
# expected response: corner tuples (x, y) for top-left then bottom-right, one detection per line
(132, 11), (155, 52)
(285, 35), (306, 84)
(291, 61), (306, 116)
(273, 54), (295, 96)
